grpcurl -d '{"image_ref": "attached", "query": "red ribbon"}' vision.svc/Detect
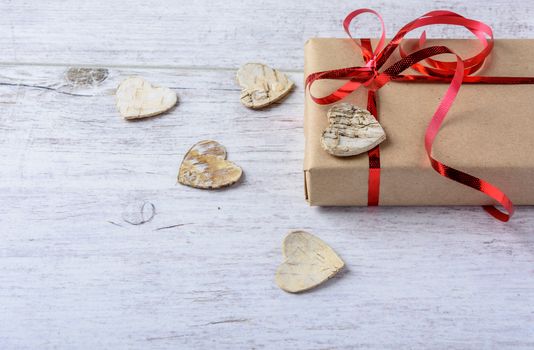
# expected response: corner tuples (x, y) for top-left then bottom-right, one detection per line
(306, 9), (534, 222)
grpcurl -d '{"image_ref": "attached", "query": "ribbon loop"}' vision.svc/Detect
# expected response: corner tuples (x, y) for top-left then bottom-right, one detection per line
(343, 8), (387, 59)
(305, 9), (516, 221)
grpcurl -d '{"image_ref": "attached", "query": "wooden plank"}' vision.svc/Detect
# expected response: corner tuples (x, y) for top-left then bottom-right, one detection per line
(0, 0), (533, 69)
(0, 65), (533, 349)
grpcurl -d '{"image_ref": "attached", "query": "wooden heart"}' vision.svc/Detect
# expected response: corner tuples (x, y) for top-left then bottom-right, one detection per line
(321, 103), (386, 157)
(236, 63), (294, 109)
(178, 140), (243, 189)
(275, 230), (345, 293)
(116, 77), (177, 120)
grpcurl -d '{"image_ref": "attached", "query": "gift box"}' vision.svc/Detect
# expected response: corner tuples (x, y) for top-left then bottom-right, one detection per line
(304, 37), (534, 207)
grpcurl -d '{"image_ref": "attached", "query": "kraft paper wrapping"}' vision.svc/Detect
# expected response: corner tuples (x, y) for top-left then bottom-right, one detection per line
(304, 38), (534, 206)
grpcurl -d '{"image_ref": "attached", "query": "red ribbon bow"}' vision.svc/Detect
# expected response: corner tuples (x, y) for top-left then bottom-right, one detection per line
(306, 9), (534, 222)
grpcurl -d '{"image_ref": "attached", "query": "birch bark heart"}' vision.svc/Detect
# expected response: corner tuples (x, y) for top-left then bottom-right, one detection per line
(116, 77), (177, 119)
(178, 140), (243, 189)
(236, 63), (294, 109)
(275, 230), (345, 293)
(321, 103), (386, 157)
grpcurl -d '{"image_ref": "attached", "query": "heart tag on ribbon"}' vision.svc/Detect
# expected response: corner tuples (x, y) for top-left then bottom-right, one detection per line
(321, 103), (386, 157)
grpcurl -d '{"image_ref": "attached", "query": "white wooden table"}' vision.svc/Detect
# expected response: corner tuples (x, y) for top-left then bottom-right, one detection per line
(1, 1), (533, 349)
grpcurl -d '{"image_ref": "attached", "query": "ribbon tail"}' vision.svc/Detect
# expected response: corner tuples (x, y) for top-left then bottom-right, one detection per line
(483, 205), (512, 222)
(423, 54), (515, 222)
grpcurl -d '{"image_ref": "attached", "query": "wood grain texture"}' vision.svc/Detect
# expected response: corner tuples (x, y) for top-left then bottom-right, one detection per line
(0, 1), (533, 349)
(0, 0), (533, 69)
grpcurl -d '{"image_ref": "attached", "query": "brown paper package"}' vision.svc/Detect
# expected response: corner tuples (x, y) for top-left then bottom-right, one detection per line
(304, 38), (534, 206)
